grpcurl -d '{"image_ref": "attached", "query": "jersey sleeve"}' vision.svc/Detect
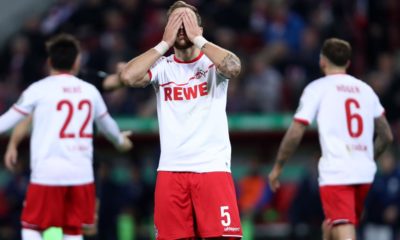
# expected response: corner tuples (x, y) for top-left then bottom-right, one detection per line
(92, 87), (109, 119)
(293, 84), (320, 125)
(372, 91), (385, 118)
(148, 56), (166, 85)
(13, 84), (40, 115)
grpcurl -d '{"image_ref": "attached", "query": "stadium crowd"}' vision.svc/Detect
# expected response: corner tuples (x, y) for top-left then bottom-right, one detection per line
(0, 0), (399, 239)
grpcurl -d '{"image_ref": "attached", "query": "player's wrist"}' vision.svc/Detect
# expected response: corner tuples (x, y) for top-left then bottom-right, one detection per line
(153, 41), (169, 55)
(193, 36), (208, 49)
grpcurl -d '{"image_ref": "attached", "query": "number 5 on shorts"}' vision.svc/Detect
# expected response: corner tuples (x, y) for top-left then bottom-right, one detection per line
(220, 206), (231, 226)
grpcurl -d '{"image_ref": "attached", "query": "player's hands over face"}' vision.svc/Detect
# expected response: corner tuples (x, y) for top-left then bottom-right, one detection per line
(182, 9), (202, 41)
(268, 169), (281, 192)
(162, 11), (183, 47)
(4, 145), (18, 172)
(118, 131), (133, 152)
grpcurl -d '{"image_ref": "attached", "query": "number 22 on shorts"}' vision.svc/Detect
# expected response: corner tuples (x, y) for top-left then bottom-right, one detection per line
(220, 206), (231, 227)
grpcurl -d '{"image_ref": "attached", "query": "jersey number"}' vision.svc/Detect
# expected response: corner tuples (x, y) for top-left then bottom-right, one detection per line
(345, 98), (363, 138)
(57, 100), (93, 138)
(220, 206), (231, 227)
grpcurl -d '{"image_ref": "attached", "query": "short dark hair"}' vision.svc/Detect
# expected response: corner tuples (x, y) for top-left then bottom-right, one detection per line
(46, 34), (80, 71)
(167, 1), (202, 26)
(321, 38), (352, 67)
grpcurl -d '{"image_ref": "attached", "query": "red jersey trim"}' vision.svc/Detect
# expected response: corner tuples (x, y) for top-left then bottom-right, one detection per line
(12, 106), (29, 116)
(294, 117), (310, 126)
(98, 111), (109, 119)
(173, 52), (204, 64)
(147, 70), (152, 81)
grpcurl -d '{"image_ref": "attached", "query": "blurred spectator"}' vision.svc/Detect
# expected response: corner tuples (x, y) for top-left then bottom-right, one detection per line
(363, 150), (400, 240)
(244, 54), (283, 113)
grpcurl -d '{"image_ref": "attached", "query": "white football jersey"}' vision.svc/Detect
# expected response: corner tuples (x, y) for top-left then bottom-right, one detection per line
(294, 74), (384, 186)
(14, 74), (108, 185)
(149, 52), (231, 172)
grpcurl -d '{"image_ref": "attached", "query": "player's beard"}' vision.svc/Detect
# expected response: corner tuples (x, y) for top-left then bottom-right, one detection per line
(174, 37), (193, 50)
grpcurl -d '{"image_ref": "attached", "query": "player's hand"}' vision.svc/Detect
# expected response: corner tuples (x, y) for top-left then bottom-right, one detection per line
(117, 131), (133, 152)
(182, 9), (202, 42)
(4, 145), (18, 171)
(162, 11), (183, 47)
(268, 169), (281, 192)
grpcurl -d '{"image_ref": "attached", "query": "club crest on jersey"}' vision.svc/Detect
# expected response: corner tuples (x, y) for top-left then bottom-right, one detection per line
(194, 69), (207, 79)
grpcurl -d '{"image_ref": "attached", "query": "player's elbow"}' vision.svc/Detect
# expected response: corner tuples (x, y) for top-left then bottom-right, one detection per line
(386, 131), (394, 144)
(229, 61), (241, 79)
(219, 56), (241, 79)
(119, 68), (144, 87)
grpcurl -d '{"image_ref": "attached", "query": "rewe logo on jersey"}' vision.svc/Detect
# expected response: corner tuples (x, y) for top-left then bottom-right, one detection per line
(164, 81), (208, 101)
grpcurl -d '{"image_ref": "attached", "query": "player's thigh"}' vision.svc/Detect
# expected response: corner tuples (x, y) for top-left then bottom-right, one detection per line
(155, 172), (195, 239)
(63, 183), (96, 234)
(191, 172), (242, 238)
(319, 185), (357, 225)
(21, 183), (67, 230)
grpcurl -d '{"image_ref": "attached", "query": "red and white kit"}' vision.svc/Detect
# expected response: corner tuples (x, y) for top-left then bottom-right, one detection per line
(149, 52), (242, 239)
(0, 74), (123, 232)
(294, 74), (384, 225)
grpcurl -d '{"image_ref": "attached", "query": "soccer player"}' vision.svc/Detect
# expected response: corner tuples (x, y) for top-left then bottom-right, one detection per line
(119, 1), (242, 239)
(268, 38), (393, 240)
(0, 34), (132, 240)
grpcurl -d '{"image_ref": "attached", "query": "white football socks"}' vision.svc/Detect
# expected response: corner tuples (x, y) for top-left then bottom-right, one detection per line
(63, 234), (83, 240)
(22, 229), (42, 240)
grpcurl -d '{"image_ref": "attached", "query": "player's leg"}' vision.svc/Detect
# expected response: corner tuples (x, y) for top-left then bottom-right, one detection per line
(63, 183), (96, 240)
(322, 219), (333, 240)
(191, 172), (242, 239)
(22, 228), (43, 240)
(154, 172), (196, 239)
(331, 224), (356, 240)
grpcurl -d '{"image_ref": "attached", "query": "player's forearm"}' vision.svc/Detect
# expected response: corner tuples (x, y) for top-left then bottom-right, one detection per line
(95, 114), (124, 148)
(0, 108), (26, 134)
(273, 122), (306, 171)
(373, 116), (393, 159)
(7, 115), (31, 148)
(201, 42), (241, 79)
(119, 49), (161, 87)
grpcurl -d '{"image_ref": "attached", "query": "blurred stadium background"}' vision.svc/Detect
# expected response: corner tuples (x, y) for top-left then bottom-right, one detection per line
(0, 0), (399, 239)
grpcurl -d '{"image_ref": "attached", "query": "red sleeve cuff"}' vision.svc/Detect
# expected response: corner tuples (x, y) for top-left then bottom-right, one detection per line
(294, 118), (310, 126)
(147, 70), (152, 81)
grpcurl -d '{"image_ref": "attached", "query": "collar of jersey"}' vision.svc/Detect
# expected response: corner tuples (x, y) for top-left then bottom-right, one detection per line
(173, 52), (203, 64)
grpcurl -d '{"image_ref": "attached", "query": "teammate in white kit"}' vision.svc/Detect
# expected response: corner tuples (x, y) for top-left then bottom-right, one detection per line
(268, 38), (393, 240)
(0, 34), (132, 240)
(120, 1), (242, 239)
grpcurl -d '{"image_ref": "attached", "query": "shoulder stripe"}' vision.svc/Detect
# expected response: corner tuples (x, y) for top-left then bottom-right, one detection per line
(12, 105), (29, 116)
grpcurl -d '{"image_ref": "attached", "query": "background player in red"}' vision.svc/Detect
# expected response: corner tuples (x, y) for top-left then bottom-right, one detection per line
(268, 38), (393, 240)
(119, 1), (242, 239)
(0, 34), (132, 240)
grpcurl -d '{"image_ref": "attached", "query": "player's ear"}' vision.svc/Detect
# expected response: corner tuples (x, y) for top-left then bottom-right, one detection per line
(73, 54), (82, 74)
(345, 60), (351, 69)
